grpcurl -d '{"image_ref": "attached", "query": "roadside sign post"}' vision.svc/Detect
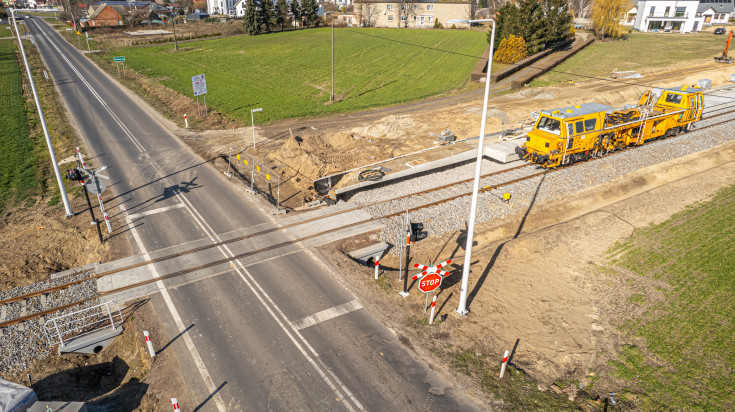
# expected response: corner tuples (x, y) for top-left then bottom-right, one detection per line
(113, 56), (125, 77)
(399, 202), (411, 297)
(429, 295), (437, 324)
(73, 151), (103, 244)
(412, 258), (451, 316)
(192, 74), (207, 117)
(85, 31), (90, 52)
(77, 148), (112, 234)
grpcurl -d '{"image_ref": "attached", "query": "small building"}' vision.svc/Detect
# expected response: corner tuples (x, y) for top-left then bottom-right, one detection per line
(355, 0), (471, 28)
(234, 0), (246, 17)
(186, 11), (210, 20)
(87, 3), (124, 26)
(623, 5), (637, 25)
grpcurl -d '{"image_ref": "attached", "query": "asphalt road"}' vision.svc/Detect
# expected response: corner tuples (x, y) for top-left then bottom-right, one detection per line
(23, 16), (482, 412)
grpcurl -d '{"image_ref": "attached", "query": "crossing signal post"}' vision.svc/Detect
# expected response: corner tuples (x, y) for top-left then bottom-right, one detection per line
(65, 167), (103, 244)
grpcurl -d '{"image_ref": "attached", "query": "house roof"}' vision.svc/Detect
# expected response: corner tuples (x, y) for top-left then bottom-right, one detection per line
(358, 0), (471, 4)
(88, 4), (121, 19)
(697, 0), (734, 13)
(541, 103), (614, 119)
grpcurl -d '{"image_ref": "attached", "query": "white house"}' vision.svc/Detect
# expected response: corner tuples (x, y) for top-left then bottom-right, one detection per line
(207, 0), (237, 16)
(234, 0), (246, 16)
(633, 0), (704, 32)
(622, 5), (637, 25)
(697, 0), (734, 25)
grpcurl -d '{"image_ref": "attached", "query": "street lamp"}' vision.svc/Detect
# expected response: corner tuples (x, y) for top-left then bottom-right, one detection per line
(250, 107), (262, 149)
(10, 8), (74, 217)
(446, 18), (495, 316)
(324, 11), (335, 103)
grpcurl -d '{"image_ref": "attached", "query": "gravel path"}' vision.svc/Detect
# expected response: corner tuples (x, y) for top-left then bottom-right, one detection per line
(361, 116), (735, 253)
(0, 273), (99, 377)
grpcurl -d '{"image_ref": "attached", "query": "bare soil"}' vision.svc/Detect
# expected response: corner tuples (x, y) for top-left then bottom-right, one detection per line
(318, 141), (735, 407)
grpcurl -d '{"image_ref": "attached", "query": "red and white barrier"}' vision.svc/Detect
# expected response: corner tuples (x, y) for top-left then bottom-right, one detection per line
(428, 295), (437, 324)
(412, 269), (449, 280)
(499, 350), (509, 378)
(184, 114), (188, 128)
(143, 330), (155, 357)
(171, 398), (180, 411)
(413, 259), (451, 273)
(374, 254), (380, 280)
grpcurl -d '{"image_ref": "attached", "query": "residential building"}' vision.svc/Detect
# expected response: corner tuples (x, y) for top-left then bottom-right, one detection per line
(623, 5), (637, 25)
(86, 3), (124, 26)
(207, 0), (237, 16)
(633, 0), (703, 32)
(633, 0), (733, 32)
(356, 0), (471, 28)
(698, 0), (734, 24)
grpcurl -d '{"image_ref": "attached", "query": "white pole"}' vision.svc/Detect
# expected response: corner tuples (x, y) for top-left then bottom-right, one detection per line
(456, 19), (495, 316)
(429, 295), (437, 324)
(96, 192), (112, 233)
(184, 113), (188, 128)
(499, 349), (509, 378)
(11, 9), (73, 217)
(374, 253), (380, 280)
(143, 330), (156, 357)
(251, 109), (256, 149)
(171, 398), (180, 411)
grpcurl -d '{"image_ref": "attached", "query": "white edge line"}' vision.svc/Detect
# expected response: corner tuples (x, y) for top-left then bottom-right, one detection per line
(126, 203), (185, 220)
(291, 300), (363, 331)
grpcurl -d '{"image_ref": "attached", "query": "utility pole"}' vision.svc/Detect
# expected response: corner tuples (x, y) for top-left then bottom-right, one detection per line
(11, 9), (74, 217)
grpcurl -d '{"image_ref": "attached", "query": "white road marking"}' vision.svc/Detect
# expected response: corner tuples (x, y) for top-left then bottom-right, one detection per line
(175, 191), (363, 411)
(121, 204), (227, 412)
(291, 300), (363, 331)
(126, 203), (185, 220)
(31, 20), (146, 153)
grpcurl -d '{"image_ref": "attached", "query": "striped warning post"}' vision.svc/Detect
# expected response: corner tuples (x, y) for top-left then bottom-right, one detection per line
(143, 330), (155, 357)
(374, 254), (380, 280)
(171, 398), (180, 411)
(428, 295), (437, 324)
(499, 350), (509, 378)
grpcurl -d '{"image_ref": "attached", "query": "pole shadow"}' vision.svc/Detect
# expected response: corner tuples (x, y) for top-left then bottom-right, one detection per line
(193, 381), (227, 412)
(156, 323), (196, 356)
(466, 174), (546, 310)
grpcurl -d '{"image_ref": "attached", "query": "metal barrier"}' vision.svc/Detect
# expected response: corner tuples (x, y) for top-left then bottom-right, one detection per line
(44, 301), (123, 347)
(226, 144), (282, 213)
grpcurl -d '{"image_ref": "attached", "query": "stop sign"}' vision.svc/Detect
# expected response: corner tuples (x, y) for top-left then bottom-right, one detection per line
(418, 273), (442, 293)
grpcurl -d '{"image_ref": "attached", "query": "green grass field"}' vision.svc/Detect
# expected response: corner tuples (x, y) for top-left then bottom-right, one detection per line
(531, 32), (726, 87)
(111, 28), (488, 123)
(0, 40), (41, 211)
(606, 184), (735, 409)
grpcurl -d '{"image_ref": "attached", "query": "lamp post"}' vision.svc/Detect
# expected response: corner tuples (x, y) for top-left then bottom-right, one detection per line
(10, 8), (74, 217)
(250, 108), (263, 149)
(324, 11), (335, 103)
(447, 18), (495, 316)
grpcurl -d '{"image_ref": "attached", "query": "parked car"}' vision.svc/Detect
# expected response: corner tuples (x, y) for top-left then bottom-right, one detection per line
(714, 27), (726, 35)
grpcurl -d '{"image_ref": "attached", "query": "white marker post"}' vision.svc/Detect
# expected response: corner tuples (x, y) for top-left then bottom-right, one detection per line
(143, 330), (155, 357)
(374, 254), (380, 280)
(171, 398), (180, 411)
(428, 295), (437, 324)
(184, 114), (188, 128)
(499, 350), (509, 378)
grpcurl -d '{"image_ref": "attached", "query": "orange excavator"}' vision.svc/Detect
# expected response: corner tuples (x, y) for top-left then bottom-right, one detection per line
(715, 31), (734, 64)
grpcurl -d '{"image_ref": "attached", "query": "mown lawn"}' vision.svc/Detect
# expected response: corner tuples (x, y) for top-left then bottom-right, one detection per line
(606, 183), (735, 409)
(531, 32), (726, 87)
(0, 40), (40, 211)
(111, 28), (488, 123)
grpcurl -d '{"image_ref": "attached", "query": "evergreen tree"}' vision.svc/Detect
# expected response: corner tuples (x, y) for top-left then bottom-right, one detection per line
(275, 0), (289, 31)
(300, 0), (317, 27)
(491, 0), (573, 54)
(290, 0), (300, 27)
(244, 0), (260, 34)
(258, 0), (273, 32)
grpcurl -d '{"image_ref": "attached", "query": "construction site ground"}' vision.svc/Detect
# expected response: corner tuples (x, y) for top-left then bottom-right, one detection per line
(2, 50), (734, 409)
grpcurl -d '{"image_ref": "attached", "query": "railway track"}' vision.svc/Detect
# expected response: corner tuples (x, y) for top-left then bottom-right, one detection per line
(2, 109), (734, 329)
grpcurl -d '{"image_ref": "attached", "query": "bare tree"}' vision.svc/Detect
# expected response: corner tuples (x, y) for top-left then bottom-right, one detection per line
(394, 0), (417, 28)
(570, 0), (592, 18)
(62, 0), (84, 28)
(354, 0), (377, 27)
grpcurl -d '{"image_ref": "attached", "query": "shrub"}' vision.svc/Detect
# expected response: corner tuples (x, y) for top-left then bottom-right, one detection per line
(434, 19), (439, 29)
(493, 34), (527, 64)
(451, 24), (456, 29)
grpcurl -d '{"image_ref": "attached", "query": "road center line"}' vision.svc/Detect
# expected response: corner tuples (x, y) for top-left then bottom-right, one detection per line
(126, 203), (185, 220)
(120, 204), (227, 412)
(31, 20), (146, 153)
(174, 190), (363, 411)
(291, 300), (363, 331)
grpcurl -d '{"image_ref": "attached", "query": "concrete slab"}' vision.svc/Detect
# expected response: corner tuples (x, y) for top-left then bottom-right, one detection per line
(348, 242), (392, 265)
(28, 401), (87, 412)
(59, 327), (123, 355)
(485, 139), (525, 163)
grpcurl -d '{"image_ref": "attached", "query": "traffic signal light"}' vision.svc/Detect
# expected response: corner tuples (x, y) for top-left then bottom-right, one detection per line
(410, 222), (427, 242)
(65, 168), (83, 181)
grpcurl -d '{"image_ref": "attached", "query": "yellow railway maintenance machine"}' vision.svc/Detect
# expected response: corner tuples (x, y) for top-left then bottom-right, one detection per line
(517, 86), (704, 168)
